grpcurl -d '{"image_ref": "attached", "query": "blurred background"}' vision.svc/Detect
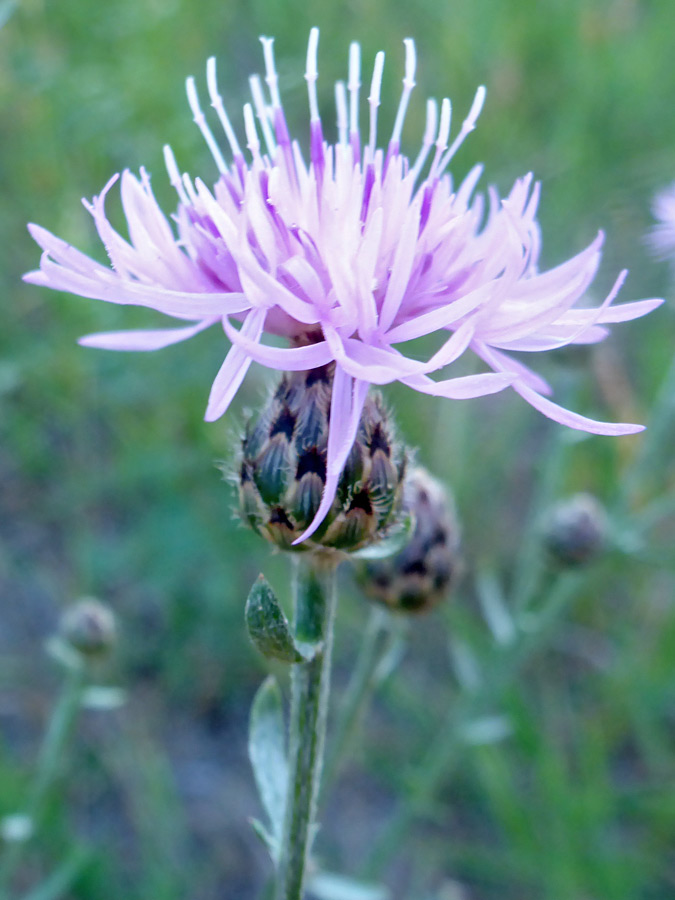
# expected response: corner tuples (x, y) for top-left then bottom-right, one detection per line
(1, 0), (675, 897)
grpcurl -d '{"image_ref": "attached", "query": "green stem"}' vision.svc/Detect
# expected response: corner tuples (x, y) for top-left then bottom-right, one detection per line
(321, 608), (394, 796)
(0, 657), (86, 894)
(275, 556), (338, 900)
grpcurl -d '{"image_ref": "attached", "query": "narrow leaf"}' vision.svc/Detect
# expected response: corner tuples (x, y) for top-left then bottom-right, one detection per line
(248, 816), (279, 861)
(249, 676), (288, 846)
(245, 575), (306, 663)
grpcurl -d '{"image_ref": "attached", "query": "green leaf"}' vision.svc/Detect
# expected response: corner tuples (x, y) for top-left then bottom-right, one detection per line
(249, 675), (288, 849)
(245, 575), (306, 663)
(350, 512), (415, 561)
(249, 816), (279, 861)
(307, 872), (390, 900)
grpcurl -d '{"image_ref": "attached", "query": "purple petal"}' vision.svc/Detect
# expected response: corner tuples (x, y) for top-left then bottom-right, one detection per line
(514, 380), (644, 435)
(473, 342), (553, 396)
(204, 308), (266, 421)
(26, 255), (250, 318)
(403, 371), (514, 399)
(223, 317), (334, 370)
(378, 201), (421, 333)
(385, 281), (495, 344)
(566, 296), (663, 326)
(294, 371), (369, 544)
(78, 318), (217, 351)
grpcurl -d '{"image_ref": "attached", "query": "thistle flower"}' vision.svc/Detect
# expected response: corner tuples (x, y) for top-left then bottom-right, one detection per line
(647, 181), (675, 261)
(25, 29), (662, 543)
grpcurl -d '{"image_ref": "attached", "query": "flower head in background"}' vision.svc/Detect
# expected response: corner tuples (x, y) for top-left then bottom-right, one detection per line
(647, 181), (675, 261)
(25, 29), (662, 541)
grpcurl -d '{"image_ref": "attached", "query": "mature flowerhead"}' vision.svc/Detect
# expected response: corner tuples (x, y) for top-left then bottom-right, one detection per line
(25, 29), (662, 542)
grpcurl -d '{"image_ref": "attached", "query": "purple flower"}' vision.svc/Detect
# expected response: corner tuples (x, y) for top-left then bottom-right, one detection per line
(25, 29), (662, 542)
(647, 181), (675, 261)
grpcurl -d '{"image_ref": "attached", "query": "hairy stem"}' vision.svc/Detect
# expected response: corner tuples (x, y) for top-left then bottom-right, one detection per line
(275, 555), (338, 900)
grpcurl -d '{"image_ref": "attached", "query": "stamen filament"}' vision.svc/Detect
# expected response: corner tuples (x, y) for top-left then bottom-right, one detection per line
(206, 57), (244, 160)
(185, 76), (228, 175)
(367, 51), (385, 161)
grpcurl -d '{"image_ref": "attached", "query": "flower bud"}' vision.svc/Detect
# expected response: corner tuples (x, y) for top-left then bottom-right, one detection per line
(238, 366), (408, 553)
(541, 493), (607, 567)
(357, 468), (461, 612)
(59, 597), (117, 658)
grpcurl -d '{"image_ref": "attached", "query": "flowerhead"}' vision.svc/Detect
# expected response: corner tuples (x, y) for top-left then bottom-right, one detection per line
(25, 29), (662, 542)
(647, 181), (675, 261)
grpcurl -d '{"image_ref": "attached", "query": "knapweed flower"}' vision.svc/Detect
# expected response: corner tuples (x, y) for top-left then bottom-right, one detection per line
(25, 29), (662, 542)
(647, 181), (675, 261)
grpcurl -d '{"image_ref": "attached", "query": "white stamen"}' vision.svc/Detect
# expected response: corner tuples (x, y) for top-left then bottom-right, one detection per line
(243, 103), (262, 161)
(163, 145), (190, 206)
(305, 26), (320, 122)
(410, 98), (438, 182)
(181, 173), (200, 207)
(438, 85), (486, 173)
(249, 74), (276, 155)
(185, 76), (228, 174)
(390, 38), (416, 147)
(206, 57), (243, 159)
(428, 97), (452, 179)
(367, 51), (385, 159)
(348, 42), (361, 138)
(335, 81), (348, 145)
(260, 37), (282, 109)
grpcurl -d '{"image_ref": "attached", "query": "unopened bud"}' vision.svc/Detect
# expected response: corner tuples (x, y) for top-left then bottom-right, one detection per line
(357, 468), (461, 613)
(541, 493), (607, 567)
(238, 366), (408, 554)
(59, 598), (117, 658)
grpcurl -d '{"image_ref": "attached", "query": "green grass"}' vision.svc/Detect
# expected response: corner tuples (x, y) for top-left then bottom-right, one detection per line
(2, 0), (675, 897)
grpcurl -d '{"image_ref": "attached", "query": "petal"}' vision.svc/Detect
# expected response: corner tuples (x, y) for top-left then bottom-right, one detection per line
(293, 371), (369, 543)
(26, 255), (250, 317)
(222, 317), (335, 370)
(385, 280), (495, 344)
(204, 308), (266, 421)
(78, 318), (217, 351)
(472, 342), (553, 395)
(378, 199), (422, 333)
(402, 371), (514, 399)
(513, 380), (644, 435)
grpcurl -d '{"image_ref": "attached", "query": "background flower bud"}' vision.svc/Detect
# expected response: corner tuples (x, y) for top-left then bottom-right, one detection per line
(541, 493), (607, 567)
(356, 468), (461, 613)
(59, 597), (117, 658)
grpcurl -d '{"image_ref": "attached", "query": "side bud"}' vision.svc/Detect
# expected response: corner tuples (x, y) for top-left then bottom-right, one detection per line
(356, 468), (461, 613)
(541, 493), (607, 567)
(238, 366), (408, 554)
(59, 597), (117, 659)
